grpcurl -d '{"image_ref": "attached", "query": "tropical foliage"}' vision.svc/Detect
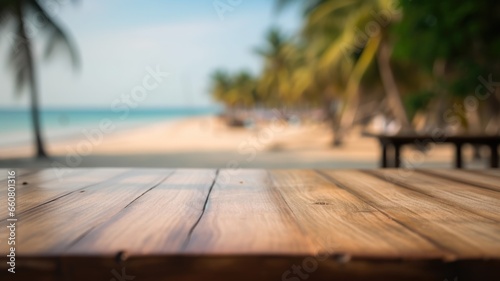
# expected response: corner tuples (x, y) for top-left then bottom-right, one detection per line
(209, 0), (500, 141)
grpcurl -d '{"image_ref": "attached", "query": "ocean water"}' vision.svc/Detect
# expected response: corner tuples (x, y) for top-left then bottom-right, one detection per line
(0, 107), (219, 147)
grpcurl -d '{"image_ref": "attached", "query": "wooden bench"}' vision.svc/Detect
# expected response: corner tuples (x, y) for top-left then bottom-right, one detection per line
(364, 133), (500, 168)
(1, 168), (500, 280)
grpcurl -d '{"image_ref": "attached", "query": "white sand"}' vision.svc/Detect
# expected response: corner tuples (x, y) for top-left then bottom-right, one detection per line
(0, 115), (486, 169)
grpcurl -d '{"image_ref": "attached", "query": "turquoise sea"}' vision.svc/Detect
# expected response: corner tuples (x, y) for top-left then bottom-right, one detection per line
(0, 107), (219, 147)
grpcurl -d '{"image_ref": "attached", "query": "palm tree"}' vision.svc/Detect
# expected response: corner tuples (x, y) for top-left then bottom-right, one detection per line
(210, 70), (257, 108)
(210, 69), (258, 126)
(277, 0), (411, 141)
(0, 0), (79, 158)
(210, 69), (233, 108)
(254, 28), (298, 106)
(232, 70), (258, 107)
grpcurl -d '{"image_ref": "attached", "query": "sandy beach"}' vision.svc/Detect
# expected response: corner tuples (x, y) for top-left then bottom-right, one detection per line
(0, 115), (486, 169)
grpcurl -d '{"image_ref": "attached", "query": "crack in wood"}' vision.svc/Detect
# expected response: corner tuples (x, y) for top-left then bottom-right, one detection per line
(181, 169), (219, 250)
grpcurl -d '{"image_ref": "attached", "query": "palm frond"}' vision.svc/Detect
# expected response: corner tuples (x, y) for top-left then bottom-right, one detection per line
(31, 0), (80, 69)
(10, 16), (30, 94)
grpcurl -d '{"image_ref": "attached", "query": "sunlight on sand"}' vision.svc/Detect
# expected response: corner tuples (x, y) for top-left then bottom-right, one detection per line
(0, 116), (479, 169)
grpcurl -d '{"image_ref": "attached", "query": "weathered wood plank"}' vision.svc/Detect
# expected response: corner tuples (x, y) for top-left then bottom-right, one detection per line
(0, 169), (8, 180)
(368, 170), (500, 222)
(269, 170), (444, 258)
(0, 168), (129, 220)
(0, 168), (33, 177)
(68, 169), (217, 255)
(320, 170), (500, 259)
(0, 168), (82, 196)
(421, 169), (500, 192)
(1, 168), (500, 280)
(0, 168), (36, 182)
(184, 169), (316, 255)
(0, 169), (172, 256)
(476, 169), (500, 178)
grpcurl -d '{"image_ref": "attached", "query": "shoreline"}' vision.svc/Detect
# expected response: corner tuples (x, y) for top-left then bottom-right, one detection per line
(0, 116), (193, 159)
(0, 117), (182, 149)
(0, 114), (486, 169)
(0, 107), (219, 148)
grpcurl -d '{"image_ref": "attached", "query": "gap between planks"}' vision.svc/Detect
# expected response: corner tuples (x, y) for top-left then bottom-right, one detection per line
(65, 169), (218, 256)
(318, 170), (500, 259)
(418, 169), (500, 193)
(182, 169), (318, 255)
(0, 169), (132, 221)
(365, 170), (500, 223)
(315, 170), (458, 260)
(65, 170), (177, 251)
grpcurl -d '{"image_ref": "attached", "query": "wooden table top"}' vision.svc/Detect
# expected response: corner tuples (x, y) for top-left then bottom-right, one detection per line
(1, 168), (500, 280)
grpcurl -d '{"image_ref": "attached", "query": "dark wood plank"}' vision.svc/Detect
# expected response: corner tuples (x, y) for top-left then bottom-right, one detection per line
(0, 169), (172, 256)
(184, 169), (316, 255)
(368, 170), (500, 222)
(68, 169), (217, 255)
(320, 170), (500, 259)
(6, 256), (500, 281)
(269, 170), (444, 258)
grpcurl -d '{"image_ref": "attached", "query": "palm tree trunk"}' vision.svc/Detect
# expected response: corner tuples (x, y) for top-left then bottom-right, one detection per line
(337, 36), (381, 144)
(29, 75), (47, 158)
(377, 38), (411, 131)
(322, 94), (342, 146)
(17, 2), (47, 158)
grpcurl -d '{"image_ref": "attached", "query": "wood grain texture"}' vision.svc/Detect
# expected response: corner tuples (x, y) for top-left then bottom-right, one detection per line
(0, 168), (129, 219)
(421, 169), (500, 192)
(68, 169), (217, 255)
(320, 170), (500, 259)
(476, 169), (500, 178)
(0, 168), (32, 181)
(268, 170), (443, 258)
(368, 170), (500, 222)
(184, 169), (316, 255)
(1, 169), (172, 255)
(1, 168), (500, 280)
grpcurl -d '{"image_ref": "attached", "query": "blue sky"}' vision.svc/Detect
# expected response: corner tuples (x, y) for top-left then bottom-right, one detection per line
(0, 0), (301, 109)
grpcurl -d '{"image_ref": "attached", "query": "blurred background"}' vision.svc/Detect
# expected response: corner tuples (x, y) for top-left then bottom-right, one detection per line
(0, 0), (499, 169)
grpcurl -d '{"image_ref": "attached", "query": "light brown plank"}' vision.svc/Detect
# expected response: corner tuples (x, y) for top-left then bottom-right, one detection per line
(0, 168), (129, 219)
(0, 169), (172, 256)
(68, 169), (217, 255)
(421, 169), (500, 192)
(0, 168), (80, 193)
(269, 170), (444, 258)
(320, 170), (500, 259)
(368, 170), (500, 222)
(0, 169), (8, 180)
(0, 168), (35, 182)
(476, 169), (500, 178)
(0, 169), (38, 184)
(184, 169), (316, 255)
